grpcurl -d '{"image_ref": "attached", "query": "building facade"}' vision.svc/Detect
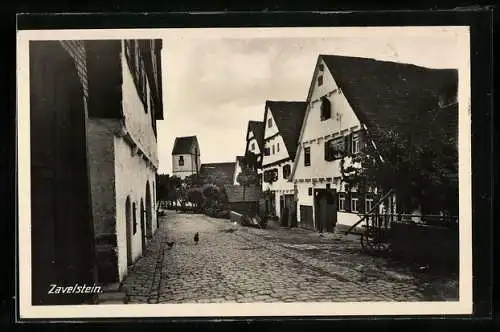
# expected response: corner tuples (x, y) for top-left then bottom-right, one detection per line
(261, 101), (307, 227)
(171, 136), (201, 180)
(244, 121), (264, 173)
(28, 39), (164, 303)
(290, 54), (458, 233)
(29, 40), (98, 305)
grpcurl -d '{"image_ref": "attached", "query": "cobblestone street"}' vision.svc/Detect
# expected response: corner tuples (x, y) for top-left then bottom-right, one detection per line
(121, 211), (459, 304)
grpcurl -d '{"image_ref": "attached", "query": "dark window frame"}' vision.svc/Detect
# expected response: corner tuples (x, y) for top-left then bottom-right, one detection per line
(338, 196), (345, 211)
(282, 164), (291, 179)
(179, 156), (184, 166)
(304, 147), (311, 166)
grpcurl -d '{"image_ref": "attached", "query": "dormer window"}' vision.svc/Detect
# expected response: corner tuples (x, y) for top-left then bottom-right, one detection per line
(268, 118), (273, 128)
(179, 156), (184, 166)
(318, 75), (323, 86)
(319, 64), (324, 71)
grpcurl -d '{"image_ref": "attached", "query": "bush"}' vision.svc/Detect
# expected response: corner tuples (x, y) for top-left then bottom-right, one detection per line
(204, 207), (216, 217)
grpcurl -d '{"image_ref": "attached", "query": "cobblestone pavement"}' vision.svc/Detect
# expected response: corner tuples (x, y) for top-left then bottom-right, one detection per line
(121, 211), (459, 304)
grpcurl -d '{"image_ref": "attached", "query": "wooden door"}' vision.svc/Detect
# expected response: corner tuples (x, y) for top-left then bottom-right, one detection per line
(315, 189), (338, 233)
(30, 41), (97, 305)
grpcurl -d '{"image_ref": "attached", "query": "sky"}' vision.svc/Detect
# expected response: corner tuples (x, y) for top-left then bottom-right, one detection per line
(156, 27), (464, 175)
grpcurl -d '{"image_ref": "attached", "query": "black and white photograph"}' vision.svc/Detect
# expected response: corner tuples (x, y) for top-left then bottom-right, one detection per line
(17, 26), (472, 319)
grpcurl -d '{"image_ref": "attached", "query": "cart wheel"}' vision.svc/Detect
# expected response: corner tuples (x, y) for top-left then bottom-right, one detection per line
(360, 228), (377, 252)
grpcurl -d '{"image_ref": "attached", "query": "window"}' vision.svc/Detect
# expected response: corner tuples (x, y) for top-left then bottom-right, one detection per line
(132, 202), (137, 234)
(272, 145), (275, 155)
(326, 183), (331, 189)
(283, 164), (291, 179)
(308, 188), (313, 196)
(318, 63), (324, 71)
(320, 96), (331, 120)
(263, 147), (270, 156)
(263, 169), (278, 183)
(304, 147), (311, 166)
(318, 75), (323, 86)
(338, 197), (345, 211)
(351, 198), (359, 213)
(352, 133), (360, 154)
(251, 142), (255, 151)
(277, 143), (280, 152)
(325, 137), (344, 161)
(179, 156), (184, 166)
(268, 118), (273, 128)
(365, 198), (374, 213)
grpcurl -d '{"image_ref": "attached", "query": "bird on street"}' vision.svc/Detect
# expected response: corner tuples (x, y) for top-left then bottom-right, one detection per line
(194, 232), (199, 245)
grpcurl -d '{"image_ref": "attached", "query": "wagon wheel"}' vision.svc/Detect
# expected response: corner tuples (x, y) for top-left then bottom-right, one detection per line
(361, 228), (390, 254)
(370, 229), (391, 254)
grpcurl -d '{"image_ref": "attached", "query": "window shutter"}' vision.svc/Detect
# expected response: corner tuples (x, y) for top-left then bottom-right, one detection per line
(324, 141), (329, 161)
(345, 133), (352, 154)
(359, 129), (366, 152)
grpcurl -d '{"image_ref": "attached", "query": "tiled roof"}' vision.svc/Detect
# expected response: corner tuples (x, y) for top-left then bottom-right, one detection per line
(248, 121), (265, 150)
(265, 101), (307, 160)
(172, 136), (198, 155)
(199, 162), (237, 186)
(319, 54), (458, 153)
(224, 185), (261, 203)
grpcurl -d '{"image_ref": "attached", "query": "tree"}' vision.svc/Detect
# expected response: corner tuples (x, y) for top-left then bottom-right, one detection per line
(236, 152), (262, 202)
(156, 174), (182, 208)
(187, 187), (204, 210)
(341, 126), (458, 216)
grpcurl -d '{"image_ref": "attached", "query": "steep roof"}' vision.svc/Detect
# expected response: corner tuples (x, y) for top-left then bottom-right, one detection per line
(247, 121), (265, 150)
(224, 185), (261, 203)
(199, 162), (237, 186)
(319, 54), (458, 151)
(265, 101), (308, 159)
(171, 136), (198, 155)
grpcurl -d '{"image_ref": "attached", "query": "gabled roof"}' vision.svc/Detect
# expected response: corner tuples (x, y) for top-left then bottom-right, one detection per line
(247, 121), (265, 150)
(171, 136), (198, 155)
(319, 55), (458, 149)
(224, 185), (261, 203)
(264, 101), (307, 160)
(199, 162), (237, 186)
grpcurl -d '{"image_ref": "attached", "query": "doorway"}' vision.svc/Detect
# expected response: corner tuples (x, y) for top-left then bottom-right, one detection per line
(140, 198), (146, 253)
(314, 188), (338, 233)
(145, 181), (152, 239)
(125, 196), (132, 266)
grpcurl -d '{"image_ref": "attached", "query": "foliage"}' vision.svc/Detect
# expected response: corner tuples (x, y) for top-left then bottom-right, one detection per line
(263, 169), (278, 184)
(156, 174), (183, 207)
(340, 128), (458, 215)
(187, 187), (204, 210)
